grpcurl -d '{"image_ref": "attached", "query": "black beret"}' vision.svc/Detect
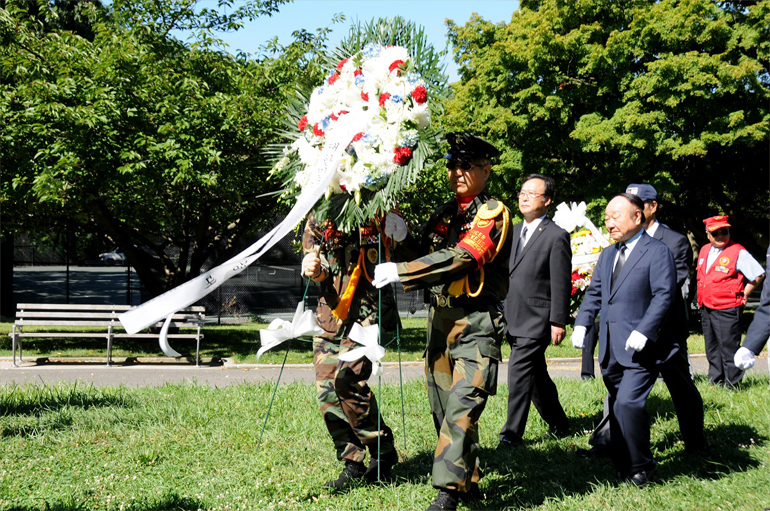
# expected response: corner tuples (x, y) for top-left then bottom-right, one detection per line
(444, 132), (500, 161)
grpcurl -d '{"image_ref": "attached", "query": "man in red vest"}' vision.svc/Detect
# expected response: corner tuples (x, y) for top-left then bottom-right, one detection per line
(696, 215), (765, 388)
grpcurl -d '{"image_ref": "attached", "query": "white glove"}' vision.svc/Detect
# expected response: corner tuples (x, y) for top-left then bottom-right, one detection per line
(372, 262), (400, 288)
(571, 325), (586, 349)
(734, 347), (756, 370)
(625, 330), (648, 352)
(384, 212), (408, 242)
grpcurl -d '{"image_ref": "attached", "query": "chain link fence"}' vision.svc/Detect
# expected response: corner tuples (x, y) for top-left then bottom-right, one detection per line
(10, 231), (427, 322)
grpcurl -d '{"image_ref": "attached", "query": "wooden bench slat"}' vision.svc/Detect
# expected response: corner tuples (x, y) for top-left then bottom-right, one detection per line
(17, 313), (201, 322)
(14, 321), (201, 328)
(11, 333), (115, 338)
(16, 303), (204, 312)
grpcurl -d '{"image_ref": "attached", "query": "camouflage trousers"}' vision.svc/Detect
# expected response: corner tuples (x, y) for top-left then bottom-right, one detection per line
(426, 305), (503, 492)
(313, 330), (395, 464)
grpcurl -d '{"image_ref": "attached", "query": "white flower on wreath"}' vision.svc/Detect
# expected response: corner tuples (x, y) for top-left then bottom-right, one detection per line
(280, 43), (431, 197)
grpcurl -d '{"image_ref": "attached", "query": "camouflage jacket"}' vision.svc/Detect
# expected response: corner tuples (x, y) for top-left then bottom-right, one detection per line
(302, 215), (399, 338)
(394, 190), (513, 306)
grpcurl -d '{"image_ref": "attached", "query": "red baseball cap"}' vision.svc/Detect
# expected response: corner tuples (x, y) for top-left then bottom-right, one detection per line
(703, 215), (731, 232)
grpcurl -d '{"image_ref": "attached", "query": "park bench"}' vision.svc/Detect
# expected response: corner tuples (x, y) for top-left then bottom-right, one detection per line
(9, 303), (205, 367)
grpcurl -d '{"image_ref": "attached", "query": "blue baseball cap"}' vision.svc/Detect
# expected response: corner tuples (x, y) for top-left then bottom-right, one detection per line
(625, 183), (658, 202)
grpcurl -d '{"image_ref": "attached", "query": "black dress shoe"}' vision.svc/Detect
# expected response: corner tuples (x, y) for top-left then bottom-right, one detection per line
(497, 436), (522, 449)
(576, 445), (609, 458)
(626, 463), (658, 488)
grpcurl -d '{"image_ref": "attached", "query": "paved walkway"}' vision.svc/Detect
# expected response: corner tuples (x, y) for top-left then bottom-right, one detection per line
(0, 353), (766, 388)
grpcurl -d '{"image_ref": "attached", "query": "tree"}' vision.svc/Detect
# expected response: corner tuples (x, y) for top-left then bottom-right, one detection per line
(0, 0), (332, 296)
(447, 0), (769, 250)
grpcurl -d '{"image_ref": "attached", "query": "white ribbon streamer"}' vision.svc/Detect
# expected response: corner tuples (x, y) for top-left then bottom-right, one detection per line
(119, 115), (362, 355)
(338, 323), (385, 376)
(256, 302), (323, 360)
(158, 315), (182, 358)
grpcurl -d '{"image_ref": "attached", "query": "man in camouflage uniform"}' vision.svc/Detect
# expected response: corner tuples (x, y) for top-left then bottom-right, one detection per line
(373, 133), (512, 511)
(302, 214), (399, 488)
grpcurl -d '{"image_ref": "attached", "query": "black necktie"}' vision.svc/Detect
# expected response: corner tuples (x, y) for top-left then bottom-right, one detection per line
(611, 243), (627, 290)
(516, 226), (528, 258)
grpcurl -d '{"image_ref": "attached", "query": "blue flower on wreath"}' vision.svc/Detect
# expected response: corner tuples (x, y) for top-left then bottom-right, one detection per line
(314, 86), (325, 97)
(364, 174), (388, 189)
(321, 116), (332, 130)
(361, 133), (376, 145)
(406, 73), (421, 86)
(390, 94), (403, 104)
(354, 74), (365, 88)
(400, 132), (419, 147)
(363, 43), (382, 59)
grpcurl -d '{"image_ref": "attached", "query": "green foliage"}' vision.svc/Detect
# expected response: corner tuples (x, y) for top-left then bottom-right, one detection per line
(447, 0), (769, 248)
(0, 0), (330, 295)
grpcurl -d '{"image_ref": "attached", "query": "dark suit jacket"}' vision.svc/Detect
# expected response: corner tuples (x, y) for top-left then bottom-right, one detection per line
(744, 246), (770, 355)
(652, 223), (693, 342)
(575, 230), (678, 368)
(504, 217), (572, 339)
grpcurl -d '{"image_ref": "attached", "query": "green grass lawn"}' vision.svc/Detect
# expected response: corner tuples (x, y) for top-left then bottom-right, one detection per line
(0, 316), (709, 365)
(0, 376), (768, 510)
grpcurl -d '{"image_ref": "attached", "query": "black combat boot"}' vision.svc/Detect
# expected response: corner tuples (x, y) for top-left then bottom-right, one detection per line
(324, 460), (366, 489)
(364, 448), (398, 483)
(426, 489), (460, 511)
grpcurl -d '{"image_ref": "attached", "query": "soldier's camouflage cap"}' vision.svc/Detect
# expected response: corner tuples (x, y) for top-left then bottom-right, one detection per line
(444, 132), (500, 161)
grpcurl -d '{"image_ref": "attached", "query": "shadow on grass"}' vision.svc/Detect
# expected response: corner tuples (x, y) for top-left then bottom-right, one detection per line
(654, 422), (766, 481)
(0, 382), (133, 437)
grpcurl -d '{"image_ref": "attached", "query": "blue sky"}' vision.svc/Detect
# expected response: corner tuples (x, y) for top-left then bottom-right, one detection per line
(212, 0), (519, 82)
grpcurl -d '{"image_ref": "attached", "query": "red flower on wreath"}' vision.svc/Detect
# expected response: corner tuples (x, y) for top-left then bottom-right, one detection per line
(389, 60), (405, 75)
(379, 92), (391, 107)
(337, 58), (349, 72)
(354, 69), (363, 77)
(412, 86), (427, 104)
(298, 115), (308, 132)
(313, 123), (325, 137)
(352, 132), (364, 142)
(393, 147), (412, 165)
(328, 74), (339, 85)
(361, 91), (369, 102)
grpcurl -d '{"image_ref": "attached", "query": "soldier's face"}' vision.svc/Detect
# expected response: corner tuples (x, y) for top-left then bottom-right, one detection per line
(605, 197), (643, 242)
(447, 159), (490, 197)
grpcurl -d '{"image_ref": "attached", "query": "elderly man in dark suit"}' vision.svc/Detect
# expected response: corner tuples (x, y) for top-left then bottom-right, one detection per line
(572, 193), (678, 486)
(579, 184), (707, 457)
(498, 174), (571, 448)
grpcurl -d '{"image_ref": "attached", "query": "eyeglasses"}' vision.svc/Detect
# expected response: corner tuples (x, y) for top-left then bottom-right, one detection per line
(446, 159), (479, 171)
(518, 191), (545, 200)
(710, 228), (729, 237)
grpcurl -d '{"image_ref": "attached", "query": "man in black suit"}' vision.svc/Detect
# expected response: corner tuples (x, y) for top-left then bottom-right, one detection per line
(572, 193), (678, 486)
(499, 174), (571, 448)
(580, 184), (707, 455)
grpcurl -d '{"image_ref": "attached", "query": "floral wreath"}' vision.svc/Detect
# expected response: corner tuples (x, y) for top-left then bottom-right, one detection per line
(271, 43), (435, 232)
